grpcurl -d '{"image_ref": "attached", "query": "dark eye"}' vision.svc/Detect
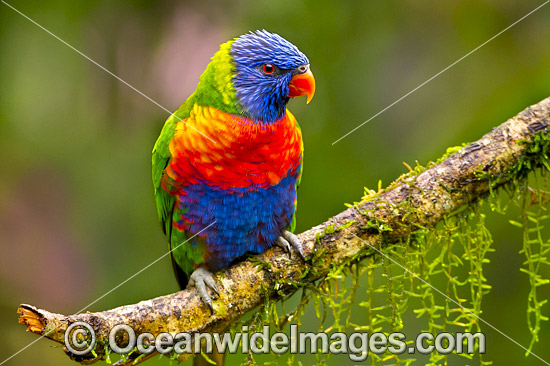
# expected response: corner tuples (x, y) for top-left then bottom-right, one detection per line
(262, 63), (275, 74)
(297, 65), (308, 74)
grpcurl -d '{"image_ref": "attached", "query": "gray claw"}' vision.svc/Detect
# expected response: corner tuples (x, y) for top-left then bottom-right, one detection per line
(276, 236), (292, 255)
(187, 266), (219, 313)
(280, 231), (305, 260)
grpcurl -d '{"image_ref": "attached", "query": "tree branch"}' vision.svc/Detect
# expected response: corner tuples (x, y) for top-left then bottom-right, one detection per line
(17, 97), (550, 364)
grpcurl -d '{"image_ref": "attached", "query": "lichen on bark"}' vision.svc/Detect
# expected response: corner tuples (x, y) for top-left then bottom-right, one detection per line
(17, 97), (550, 365)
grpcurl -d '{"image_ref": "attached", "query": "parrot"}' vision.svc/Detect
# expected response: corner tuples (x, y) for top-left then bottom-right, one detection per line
(152, 30), (315, 315)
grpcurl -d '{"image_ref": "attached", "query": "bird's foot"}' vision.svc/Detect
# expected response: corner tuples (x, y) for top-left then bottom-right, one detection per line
(187, 266), (219, 313)
(275, 231), (305, 260)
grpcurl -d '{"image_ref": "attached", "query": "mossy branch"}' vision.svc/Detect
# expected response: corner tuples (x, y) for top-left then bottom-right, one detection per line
(17, 97), (550, 364)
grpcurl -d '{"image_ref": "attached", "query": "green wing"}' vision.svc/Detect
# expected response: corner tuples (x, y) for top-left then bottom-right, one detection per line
(152, 97), (196, 231)
(152, 113), (177, 235)
(152, 103), (193, 288)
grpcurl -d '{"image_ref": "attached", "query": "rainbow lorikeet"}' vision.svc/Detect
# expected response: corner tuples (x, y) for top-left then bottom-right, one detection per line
(152, 30), (315, 310)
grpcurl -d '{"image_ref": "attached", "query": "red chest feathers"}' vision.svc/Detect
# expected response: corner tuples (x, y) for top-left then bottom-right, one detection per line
(162, 105), (303, 192)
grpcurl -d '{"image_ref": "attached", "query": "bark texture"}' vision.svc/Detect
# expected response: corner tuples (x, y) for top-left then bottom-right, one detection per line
(17, 97), (550, 364)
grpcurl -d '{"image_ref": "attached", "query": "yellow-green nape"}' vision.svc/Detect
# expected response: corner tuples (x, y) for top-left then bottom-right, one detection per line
(211, 40), (237, 107)
(183, 39), (241, 116)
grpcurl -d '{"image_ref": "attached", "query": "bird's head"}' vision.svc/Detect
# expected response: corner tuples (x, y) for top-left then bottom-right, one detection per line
(190, 30), (315, 124)
(229, 30), (315, 123)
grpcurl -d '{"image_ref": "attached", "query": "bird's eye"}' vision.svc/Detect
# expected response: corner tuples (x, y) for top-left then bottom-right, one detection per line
(262, 63), (275, 74)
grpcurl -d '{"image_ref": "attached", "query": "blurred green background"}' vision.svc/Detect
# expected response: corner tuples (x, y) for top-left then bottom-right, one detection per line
(1, 0), (549, 365)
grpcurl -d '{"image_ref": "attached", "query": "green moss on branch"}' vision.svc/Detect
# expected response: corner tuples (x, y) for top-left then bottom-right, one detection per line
(17, 97), (550, 364)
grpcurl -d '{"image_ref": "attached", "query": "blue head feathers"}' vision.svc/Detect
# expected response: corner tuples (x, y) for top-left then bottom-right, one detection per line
(231, 30), (310, 123)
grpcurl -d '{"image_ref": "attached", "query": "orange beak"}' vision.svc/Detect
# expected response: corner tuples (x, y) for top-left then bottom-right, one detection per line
(288, 68), (316, 104)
